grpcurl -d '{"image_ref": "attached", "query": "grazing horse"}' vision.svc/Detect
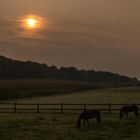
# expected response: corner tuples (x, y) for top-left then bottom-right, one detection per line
(120, 105), (139, 119)
(77, 110), (101, 128)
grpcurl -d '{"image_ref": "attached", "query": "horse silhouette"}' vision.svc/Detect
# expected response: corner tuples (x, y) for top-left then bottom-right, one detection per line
(120, 105), (139, 119)
(77, 109), (101, 128)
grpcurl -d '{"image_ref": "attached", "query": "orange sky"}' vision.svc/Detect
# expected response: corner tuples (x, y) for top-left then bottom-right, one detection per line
(0, 0), (140, 78)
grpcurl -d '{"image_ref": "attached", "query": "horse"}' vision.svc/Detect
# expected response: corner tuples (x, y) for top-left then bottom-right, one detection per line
(120, 105), (139, 119)
(77, 109), (101, 128)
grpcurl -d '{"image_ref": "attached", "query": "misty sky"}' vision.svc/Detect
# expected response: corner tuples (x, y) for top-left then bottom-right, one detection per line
(0, 0), (140, 78)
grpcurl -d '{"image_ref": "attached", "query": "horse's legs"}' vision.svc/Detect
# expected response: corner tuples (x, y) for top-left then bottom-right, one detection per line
(126, 112), (128, 119)
(83, 119), (86, 128)
(86, 119), (90, 128)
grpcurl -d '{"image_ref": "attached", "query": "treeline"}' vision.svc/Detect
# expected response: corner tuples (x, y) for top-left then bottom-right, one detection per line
(0, 55), (138, 85)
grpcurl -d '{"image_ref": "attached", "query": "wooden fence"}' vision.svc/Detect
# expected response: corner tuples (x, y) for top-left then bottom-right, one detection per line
(0, 103), (139, 114)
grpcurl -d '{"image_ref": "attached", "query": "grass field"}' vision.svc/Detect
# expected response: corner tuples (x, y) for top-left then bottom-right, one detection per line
(0, 80), (140, 140)
(0, 79), (103, 101)
(0, 79), (133, 101)
(16, 86), (140, 104)
(0, 113), (140, 140)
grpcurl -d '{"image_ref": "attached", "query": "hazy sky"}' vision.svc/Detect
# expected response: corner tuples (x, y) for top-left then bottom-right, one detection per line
(0, 0), (140, 78)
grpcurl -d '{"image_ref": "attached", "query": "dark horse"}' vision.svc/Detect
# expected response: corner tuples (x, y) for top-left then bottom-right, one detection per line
(120, 105), (139, 119)
(77, 110), (101, 128)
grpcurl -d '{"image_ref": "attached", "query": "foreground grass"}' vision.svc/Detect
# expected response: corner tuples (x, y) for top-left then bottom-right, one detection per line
(0, 113), (139, 140)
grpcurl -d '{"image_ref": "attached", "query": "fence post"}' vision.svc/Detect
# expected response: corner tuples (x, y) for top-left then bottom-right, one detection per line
(109, 103), (111, 114)
(60, 103), (63, 113)
(84, 103), (86, 111)
(14, 102), (17, 113)
(37, 104), (40, 113)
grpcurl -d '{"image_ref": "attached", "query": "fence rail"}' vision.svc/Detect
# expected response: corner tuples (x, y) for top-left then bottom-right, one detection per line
(0, 103), (139, 114)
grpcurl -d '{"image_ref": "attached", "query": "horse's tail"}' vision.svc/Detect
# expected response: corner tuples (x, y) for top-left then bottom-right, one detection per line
(120, 109), (123, 119)
(77, 113), (83, 128)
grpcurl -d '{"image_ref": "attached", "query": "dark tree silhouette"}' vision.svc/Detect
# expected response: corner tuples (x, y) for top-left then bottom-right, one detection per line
(0, 55), (138, 86)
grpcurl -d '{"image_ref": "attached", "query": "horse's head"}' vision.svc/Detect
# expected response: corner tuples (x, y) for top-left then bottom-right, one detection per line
(131, 105), (139, 117)
(135, 107), (139, 117)
(120, 106), (128, 119)
(135, 111), (139, 116)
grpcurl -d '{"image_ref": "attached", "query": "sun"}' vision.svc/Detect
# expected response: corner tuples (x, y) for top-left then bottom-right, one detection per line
(22, 15), (42, 30)
(26, 18), (37, 28)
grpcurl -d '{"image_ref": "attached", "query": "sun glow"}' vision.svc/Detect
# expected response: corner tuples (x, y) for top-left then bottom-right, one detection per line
(22, 15), (43, 30)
